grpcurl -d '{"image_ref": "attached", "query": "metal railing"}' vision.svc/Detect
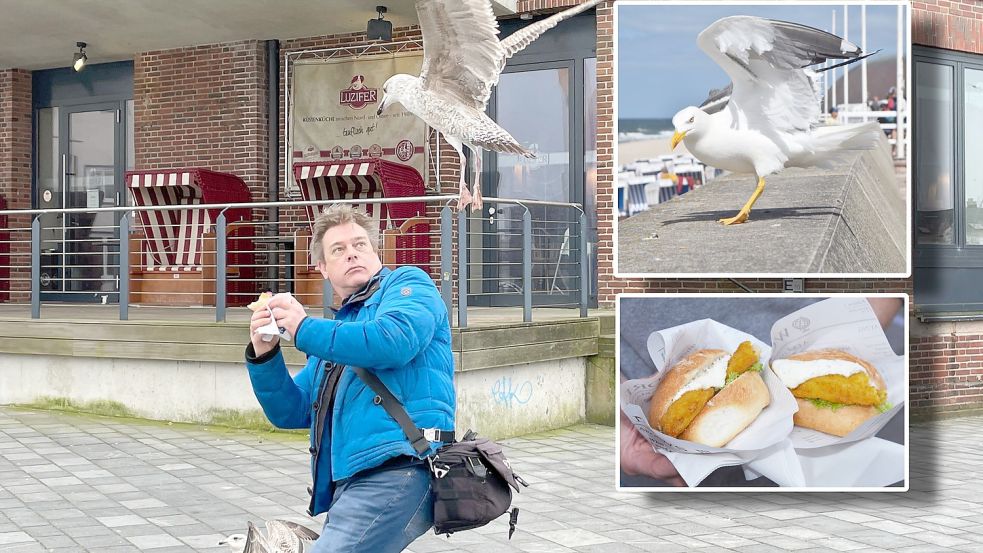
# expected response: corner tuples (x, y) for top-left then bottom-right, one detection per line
(0, 196), (591, 327)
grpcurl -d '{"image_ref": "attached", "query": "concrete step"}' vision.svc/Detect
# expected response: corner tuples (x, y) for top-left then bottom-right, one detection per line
(618, 142), (905, 274)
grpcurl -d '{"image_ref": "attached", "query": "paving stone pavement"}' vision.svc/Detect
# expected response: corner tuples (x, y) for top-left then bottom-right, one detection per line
(0, 406), (980, 553)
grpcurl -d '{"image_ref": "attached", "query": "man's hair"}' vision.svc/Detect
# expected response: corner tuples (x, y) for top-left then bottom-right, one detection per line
(310, 204), (379, 265)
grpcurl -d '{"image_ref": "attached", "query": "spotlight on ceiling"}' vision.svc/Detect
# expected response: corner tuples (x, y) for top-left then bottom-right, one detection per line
(367, 5), (392, 42)
(73, 42), (87, 72)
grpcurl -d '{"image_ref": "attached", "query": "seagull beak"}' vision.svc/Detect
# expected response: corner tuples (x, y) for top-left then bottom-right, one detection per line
(670, 130), (687, 150)
(376, 98), (386, 116)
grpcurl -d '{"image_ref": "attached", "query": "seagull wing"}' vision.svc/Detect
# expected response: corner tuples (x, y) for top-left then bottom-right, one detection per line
(697, 16), (862, 133)
(417, 0), (507, 110)
(279, 520), (320, 542)
(243, 521), (268, 553)
(499, 0), (603, 60)
(699, 83), (732, 115)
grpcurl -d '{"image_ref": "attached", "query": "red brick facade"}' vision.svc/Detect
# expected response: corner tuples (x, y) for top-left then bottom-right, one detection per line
(911, 325), (983, 415)
(133, 41), (270, 206)
(912, 0), (983, 54)
(0, 69), (33, 299)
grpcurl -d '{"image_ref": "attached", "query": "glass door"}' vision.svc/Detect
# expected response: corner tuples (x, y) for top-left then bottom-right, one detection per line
(477, 61), (581, 307)
(38, 102), (123, 302)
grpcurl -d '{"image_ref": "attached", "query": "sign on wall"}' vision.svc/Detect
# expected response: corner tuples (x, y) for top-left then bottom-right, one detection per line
(288, 53), (428, 193)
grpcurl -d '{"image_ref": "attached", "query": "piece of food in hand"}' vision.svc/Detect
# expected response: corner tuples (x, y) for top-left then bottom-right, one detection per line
(648, 341), (770, 447)
(771, 349), (891, 437)
(247, 291), (274, 312)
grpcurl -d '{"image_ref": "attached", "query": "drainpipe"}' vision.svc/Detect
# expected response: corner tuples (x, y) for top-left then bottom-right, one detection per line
(266, 39), (280, 226)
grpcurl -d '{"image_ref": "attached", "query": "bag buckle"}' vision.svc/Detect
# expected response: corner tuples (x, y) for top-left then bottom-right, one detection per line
(428, 455), (450, 479)
(423, 428), (438, 442)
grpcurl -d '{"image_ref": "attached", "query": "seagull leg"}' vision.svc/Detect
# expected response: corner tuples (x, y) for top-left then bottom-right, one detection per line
(719, 176), (765, 225)
(445, 136), (471, 212)
(470, 145), (484, 213)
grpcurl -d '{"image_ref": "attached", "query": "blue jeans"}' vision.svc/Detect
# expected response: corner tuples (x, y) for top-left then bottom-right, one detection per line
(310, 457), (434, 553)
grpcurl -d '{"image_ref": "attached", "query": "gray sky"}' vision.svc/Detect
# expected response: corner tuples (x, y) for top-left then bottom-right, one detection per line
(618, 2), (907, 119)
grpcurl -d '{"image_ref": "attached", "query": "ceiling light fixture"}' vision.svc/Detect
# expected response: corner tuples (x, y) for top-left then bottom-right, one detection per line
(367, 6), (392, 42)
(73, 42), (87, 72)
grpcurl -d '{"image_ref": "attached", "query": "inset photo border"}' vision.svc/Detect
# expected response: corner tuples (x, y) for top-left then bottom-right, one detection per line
(615, 293), (909, 492)
(613, 1), (912, 278)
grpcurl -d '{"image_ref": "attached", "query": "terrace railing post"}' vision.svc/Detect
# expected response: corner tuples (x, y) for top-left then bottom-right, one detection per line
(457, 208), (468, 328)
(522, 208), (532, 323)
(216, 211), (227, 323)
(580, 211), (589, 318)
(119, 214), (129, 321)
(30, 216), (40, 319)
(440, 206), (453, 320)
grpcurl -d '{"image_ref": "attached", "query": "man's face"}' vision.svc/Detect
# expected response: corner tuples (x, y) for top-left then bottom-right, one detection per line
(316, 222), (383, 298)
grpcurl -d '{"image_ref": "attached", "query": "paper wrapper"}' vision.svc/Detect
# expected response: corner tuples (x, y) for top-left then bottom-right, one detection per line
(769, 297), (904, 450)
(254, 293), (294, 342)
(620, 319), (800, 486)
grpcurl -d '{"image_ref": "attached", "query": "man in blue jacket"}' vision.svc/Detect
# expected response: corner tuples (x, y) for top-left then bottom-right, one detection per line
(245, 204), (455, 552)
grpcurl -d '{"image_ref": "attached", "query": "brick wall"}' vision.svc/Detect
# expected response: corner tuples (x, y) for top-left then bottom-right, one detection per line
(0, 69), (33, 300)
(911, 321), (983, 415)
(133, 41), (269, 206)
(913, 0), (983, 54)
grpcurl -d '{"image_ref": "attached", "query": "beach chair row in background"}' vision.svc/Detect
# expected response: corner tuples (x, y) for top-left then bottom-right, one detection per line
(616, 154), (719, 218)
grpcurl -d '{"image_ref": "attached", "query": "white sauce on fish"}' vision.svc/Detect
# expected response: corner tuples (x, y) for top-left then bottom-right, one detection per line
(771, 358), (865, 390)
(671, 354), (729, 402)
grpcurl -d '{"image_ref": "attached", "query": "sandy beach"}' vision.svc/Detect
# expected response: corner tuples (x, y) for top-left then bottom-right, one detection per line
(617, 137), (691, 166)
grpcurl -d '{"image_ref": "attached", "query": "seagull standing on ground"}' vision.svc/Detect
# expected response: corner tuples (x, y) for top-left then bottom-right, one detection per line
(377, 0), (604, 211)
(670, 16), (883, 225)
(219, 520), (319, 553)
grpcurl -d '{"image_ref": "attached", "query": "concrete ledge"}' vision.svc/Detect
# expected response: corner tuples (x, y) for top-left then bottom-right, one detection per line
(0, 315), (610, 439)
(617, 145), (906, 274)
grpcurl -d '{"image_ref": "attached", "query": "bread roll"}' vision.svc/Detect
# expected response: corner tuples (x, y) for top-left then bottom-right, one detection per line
(680, 371), (770, 447)
(793, 397), (879, 437)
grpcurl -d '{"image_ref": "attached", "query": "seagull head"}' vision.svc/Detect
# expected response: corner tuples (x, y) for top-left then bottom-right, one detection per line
(377, 74), (419, 116)
(217, 533), (246, 552)
(670, 106), (708, 150)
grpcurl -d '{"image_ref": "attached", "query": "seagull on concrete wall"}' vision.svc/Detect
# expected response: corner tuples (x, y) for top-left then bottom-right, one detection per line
(219, 520), (319, 553)
(670, 16), (883, 225)
(377, 0), (604, 211)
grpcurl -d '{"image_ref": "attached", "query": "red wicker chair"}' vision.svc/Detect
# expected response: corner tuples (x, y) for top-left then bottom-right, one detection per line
(125, 169), (256, 306)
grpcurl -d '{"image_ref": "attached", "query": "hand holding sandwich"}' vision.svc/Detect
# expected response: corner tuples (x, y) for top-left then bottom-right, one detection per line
(248, 292), (277, 356)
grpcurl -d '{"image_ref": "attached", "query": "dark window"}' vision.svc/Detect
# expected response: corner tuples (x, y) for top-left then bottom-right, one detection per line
(914, 46), (983, 314)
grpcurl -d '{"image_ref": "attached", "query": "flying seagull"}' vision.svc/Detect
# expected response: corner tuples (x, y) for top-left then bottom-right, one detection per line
(377, 0), (604, 211)
(670, 16), (883, 225)
(219, 520), (319, 553)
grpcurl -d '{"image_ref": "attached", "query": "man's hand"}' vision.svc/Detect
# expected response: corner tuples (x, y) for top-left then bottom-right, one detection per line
(250, 307), (278, 357)
(620, 411), (685, 487)
(268, 293), (308, 340)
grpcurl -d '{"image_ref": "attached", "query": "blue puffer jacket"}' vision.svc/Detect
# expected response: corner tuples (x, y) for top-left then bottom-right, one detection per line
(245, 266), (455, 515)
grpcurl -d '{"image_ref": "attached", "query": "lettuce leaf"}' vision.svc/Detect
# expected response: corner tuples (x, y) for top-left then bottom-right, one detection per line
(724, 361), (764, 386)
(808, 398), (847, 411)
(876, 401), (893, 413)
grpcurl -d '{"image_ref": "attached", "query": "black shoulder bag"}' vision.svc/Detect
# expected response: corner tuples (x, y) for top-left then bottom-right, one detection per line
(352, 367), (529, 538)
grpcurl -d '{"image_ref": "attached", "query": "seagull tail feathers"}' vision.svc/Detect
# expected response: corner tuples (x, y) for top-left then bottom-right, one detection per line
(792, 122), (887, 169)
(811, 121), (882, 152)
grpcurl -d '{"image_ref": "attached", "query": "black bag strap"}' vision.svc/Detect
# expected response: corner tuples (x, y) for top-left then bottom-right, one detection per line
(351, 366), (453, 455)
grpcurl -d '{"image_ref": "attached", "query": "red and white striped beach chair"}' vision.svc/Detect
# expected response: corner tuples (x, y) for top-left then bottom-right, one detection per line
(292, 160), (431, 306)
(125, 169), (256, 306)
